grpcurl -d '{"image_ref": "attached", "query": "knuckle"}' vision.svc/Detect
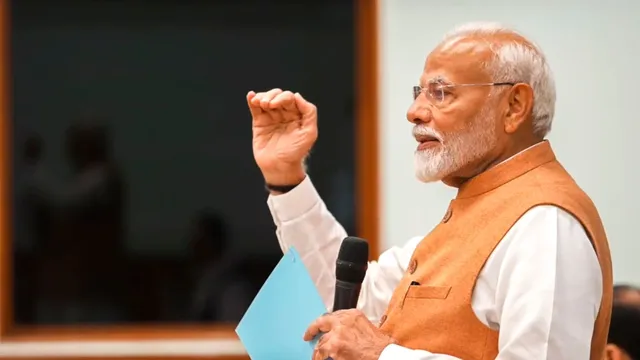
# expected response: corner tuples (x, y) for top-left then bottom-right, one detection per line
(330, 337), (346, 352)
(343, 309), (359, 318)
(325, 338), (339, 352)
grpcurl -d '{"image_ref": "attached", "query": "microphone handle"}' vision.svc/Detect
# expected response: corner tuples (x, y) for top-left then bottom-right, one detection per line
(332, 280), (362, 312)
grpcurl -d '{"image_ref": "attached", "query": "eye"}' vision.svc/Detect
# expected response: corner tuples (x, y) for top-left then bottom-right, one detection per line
(427, 82), (454, 104)
(428, 84), (446, 102)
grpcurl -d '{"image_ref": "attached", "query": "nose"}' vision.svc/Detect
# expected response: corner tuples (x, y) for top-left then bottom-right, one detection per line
(406, 98), (431, 124)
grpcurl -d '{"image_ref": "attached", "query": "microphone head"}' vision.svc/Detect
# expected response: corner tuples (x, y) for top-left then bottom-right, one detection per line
(335, 236), (369, 284)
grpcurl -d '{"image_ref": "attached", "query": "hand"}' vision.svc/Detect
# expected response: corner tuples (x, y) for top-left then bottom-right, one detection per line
(248, 88), (318, 186)
(304, 309), (394, 360)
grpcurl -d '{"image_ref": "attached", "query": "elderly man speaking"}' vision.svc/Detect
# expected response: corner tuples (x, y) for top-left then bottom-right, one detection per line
(247, 22), (613, 360)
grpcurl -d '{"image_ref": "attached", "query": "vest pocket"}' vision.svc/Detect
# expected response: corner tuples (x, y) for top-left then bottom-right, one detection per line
(405, 285), (451, 299)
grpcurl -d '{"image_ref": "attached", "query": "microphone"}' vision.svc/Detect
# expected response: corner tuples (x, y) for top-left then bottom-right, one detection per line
(333, 236), (369, 312)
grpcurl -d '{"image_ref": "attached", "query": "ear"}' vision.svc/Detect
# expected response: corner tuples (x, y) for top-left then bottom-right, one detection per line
(503, 83), (534, 134)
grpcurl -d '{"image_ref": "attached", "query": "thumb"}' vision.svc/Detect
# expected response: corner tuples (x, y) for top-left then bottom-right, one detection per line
(247, 91), (263, 118)
(294, 92), (316, 116)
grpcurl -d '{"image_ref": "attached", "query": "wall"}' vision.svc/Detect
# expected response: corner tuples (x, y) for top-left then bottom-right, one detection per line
(379, 1), (640, 284)
(11, 0), (356, 256)
(1, 0), (357, 357)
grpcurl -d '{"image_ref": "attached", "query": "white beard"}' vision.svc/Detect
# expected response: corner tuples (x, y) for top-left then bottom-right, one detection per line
(413, 104), (498, 183)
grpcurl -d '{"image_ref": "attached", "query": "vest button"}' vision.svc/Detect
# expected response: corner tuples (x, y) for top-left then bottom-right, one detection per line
(442, 208), (452, 223)
(379, 314), (387, 326)
(408, 259), (417, 274)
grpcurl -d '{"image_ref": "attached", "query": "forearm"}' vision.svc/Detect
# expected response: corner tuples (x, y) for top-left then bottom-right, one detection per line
(267, 176), (417, 321)
(268, 175), (347, 311)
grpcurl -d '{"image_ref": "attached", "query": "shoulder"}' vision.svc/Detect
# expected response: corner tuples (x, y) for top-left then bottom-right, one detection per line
(500, 205), (601, 285)
(517, 205), (584, 230)
(492, 205), (602, 304)
(508, 205), (594, 253)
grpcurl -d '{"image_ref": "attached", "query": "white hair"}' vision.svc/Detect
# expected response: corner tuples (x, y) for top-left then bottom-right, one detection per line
(442, 22), (556, 138)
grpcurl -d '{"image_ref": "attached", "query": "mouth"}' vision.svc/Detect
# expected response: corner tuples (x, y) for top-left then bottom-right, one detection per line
(415, 134), (441, 150)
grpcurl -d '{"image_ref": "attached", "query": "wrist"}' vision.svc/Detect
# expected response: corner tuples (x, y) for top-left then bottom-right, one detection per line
(262, 166), (306, 188)
(264, 183), (299, 195)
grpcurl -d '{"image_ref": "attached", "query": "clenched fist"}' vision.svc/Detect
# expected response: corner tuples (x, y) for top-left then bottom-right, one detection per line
(248, 88), (318, 188)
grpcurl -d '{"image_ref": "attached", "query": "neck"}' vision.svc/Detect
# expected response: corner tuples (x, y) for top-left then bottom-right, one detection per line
(442, 137), (543, 188)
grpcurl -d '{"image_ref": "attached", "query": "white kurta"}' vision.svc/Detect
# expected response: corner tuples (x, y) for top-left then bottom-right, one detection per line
(267, 175), (603, 359)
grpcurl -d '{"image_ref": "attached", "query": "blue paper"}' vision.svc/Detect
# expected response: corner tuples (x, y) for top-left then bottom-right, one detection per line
(235, 247), (328, 360)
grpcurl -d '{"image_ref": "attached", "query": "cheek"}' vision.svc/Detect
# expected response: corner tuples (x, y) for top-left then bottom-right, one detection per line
(431, 106), (471, 134)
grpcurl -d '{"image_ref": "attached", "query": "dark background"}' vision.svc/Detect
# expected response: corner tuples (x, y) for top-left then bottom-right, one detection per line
(11, 0), (356, 325)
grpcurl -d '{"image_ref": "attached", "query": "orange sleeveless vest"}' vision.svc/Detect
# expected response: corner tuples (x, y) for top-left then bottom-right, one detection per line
(379, 141), (612, 360)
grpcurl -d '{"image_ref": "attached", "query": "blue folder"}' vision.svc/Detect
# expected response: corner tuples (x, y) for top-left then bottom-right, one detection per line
(235, 247), (328, 360)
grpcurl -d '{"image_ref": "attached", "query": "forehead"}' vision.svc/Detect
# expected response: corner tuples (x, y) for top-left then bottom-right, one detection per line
(421, 36), (495, 84)
(619, 289), (640, 304)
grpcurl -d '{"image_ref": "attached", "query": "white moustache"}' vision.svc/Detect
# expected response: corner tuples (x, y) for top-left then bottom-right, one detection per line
(412, 125), (444, 142)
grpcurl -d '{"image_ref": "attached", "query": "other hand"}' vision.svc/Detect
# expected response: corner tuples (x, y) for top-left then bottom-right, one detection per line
(304, 309), (394, 360)
(248, 88), (318, 186)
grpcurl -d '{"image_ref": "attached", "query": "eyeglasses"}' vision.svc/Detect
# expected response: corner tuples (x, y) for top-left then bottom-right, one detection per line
(413, 81), (515, 107)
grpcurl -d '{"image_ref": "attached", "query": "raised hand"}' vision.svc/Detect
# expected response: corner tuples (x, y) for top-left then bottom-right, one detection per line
(248, 88), (318, 187)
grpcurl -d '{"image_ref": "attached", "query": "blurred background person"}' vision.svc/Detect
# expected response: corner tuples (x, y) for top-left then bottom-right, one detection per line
(606, 303), (640, 360)
(187, 209), (254, 322)
(14, 132), (52, 323)
(613, 284), (640, 307)
(34, 122), (129, 323)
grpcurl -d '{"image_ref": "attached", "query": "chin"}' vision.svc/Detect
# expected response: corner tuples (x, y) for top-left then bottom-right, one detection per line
(415, 173), (444, 183)
(414, 153), (448, 183)
(414, 167), (446, 183)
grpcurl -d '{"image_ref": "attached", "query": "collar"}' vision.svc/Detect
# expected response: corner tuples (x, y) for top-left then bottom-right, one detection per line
(456, 140), (556, 199)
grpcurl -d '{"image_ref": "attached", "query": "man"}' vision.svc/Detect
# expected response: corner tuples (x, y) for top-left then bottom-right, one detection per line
(15, 133), (51, 324)
(187, 210), (254, 322)
(18, 133), (52, 251)
(35, 122), (129, 323)
(606, 303), (640, 360)
(614, 284), (640, 307)
(248, 22), (612, 359)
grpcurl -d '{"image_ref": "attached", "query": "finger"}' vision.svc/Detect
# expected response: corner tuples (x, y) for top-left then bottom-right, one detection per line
(316, 334), (338, 360)
(250, 91), (266, 106)
(278, 93), (300, 123)
(294, 92), (316, 116)
(304, 314), (334, 341)
(246, 91), (262, 117)
(312, 347), (329, 360)
(276, 91), (300, 122)
(269, 91), (296, 110)
(259, 88), (283, 111)
(278, 110), (298, 123)
(270, 108), (285, 124)
(314, 332), (329, 351)
(313, 334), (328, 360)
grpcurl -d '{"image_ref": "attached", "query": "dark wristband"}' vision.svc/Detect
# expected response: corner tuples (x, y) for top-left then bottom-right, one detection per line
(265, 183), (298, 193)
